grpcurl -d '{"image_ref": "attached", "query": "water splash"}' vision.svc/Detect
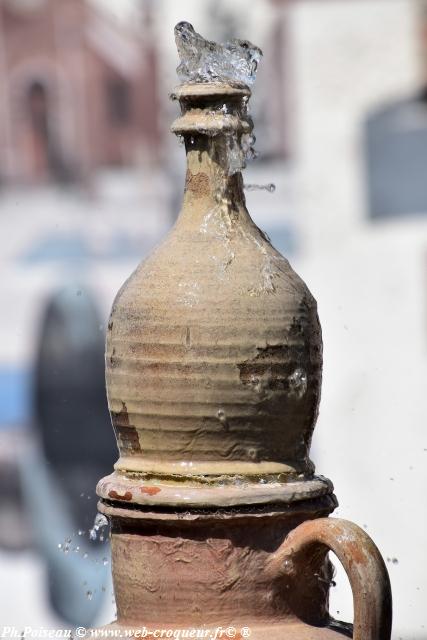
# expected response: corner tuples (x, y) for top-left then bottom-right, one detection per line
(175, 22), (262, 87)
(241, 133), (258, 162)
(225, 135), (245, 175)
(89, 513), (109, 541)
(173, 23), (264, 175)
(244, 183), (276, 193)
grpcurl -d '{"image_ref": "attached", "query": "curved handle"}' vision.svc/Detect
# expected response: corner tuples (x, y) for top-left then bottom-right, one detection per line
(267, 518), (392, 640)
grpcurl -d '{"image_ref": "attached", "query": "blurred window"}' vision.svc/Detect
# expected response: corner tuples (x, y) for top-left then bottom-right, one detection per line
(106, 78), (132, 126)
(28, 81), (49, 140)
(364, 90), (427, 219)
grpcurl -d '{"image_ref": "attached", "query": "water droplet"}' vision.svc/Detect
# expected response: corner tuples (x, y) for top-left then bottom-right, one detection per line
(247, 447), (258, 461)
(86, 590), (93, 601)
(216, 408), (229, 430)
(103, 557), (109, 566)
(288, 368), (307, 399)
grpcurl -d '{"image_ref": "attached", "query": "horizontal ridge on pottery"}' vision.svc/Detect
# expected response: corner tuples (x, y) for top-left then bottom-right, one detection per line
(106, 217), (322, 477)
(97, 471), (334, 507)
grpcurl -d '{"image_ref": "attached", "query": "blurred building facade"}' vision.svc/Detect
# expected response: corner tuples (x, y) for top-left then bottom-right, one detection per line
(0, 0), (160, 185)
(0, 0), (294, 187)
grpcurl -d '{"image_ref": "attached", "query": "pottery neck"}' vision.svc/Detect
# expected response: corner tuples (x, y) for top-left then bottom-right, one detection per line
(181, 136), (246, 223)
(171, 83), (252, 230)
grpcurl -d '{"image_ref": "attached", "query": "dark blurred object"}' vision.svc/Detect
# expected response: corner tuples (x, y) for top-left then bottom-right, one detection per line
(0, 432), (33, 551)
(23, 284), (117, 624)
(34, 285), (116, 531)
(364, 89), (427, 219)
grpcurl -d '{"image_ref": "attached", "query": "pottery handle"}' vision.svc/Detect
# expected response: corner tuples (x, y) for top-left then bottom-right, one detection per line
(268, 517), (392, 640)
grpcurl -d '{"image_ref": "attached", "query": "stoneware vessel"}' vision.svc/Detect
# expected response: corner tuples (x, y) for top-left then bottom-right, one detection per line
(95, 64), (392, 639)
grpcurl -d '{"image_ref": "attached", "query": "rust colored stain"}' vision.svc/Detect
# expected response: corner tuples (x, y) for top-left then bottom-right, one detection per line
(238, 344), (290, 391)
(109, 490), (133, 501)
(185, 170), (210, 197)
(111, 401), (142, 454)
(140, 486), (161, 496)
(112, 402), (130, 426)
(346, 540), (368, 566)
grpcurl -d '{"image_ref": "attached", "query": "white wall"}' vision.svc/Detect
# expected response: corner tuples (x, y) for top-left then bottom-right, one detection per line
(290, 1), (427, 636)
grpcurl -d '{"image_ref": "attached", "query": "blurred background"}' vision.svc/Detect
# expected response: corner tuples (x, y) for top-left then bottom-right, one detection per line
(0, 0), (426, 636)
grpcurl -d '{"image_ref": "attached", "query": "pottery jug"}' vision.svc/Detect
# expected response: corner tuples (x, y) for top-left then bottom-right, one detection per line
(95, 74), (392, 639)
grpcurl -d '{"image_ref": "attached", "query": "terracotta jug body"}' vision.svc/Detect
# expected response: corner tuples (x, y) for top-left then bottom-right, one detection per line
(98, 497), (391, 639)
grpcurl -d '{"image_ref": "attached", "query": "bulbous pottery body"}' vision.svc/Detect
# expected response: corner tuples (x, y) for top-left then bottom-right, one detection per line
(106, 142), (322, 484)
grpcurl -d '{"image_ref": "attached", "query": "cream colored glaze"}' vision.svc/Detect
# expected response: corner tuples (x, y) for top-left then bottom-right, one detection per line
(114, 456), (301, 474)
